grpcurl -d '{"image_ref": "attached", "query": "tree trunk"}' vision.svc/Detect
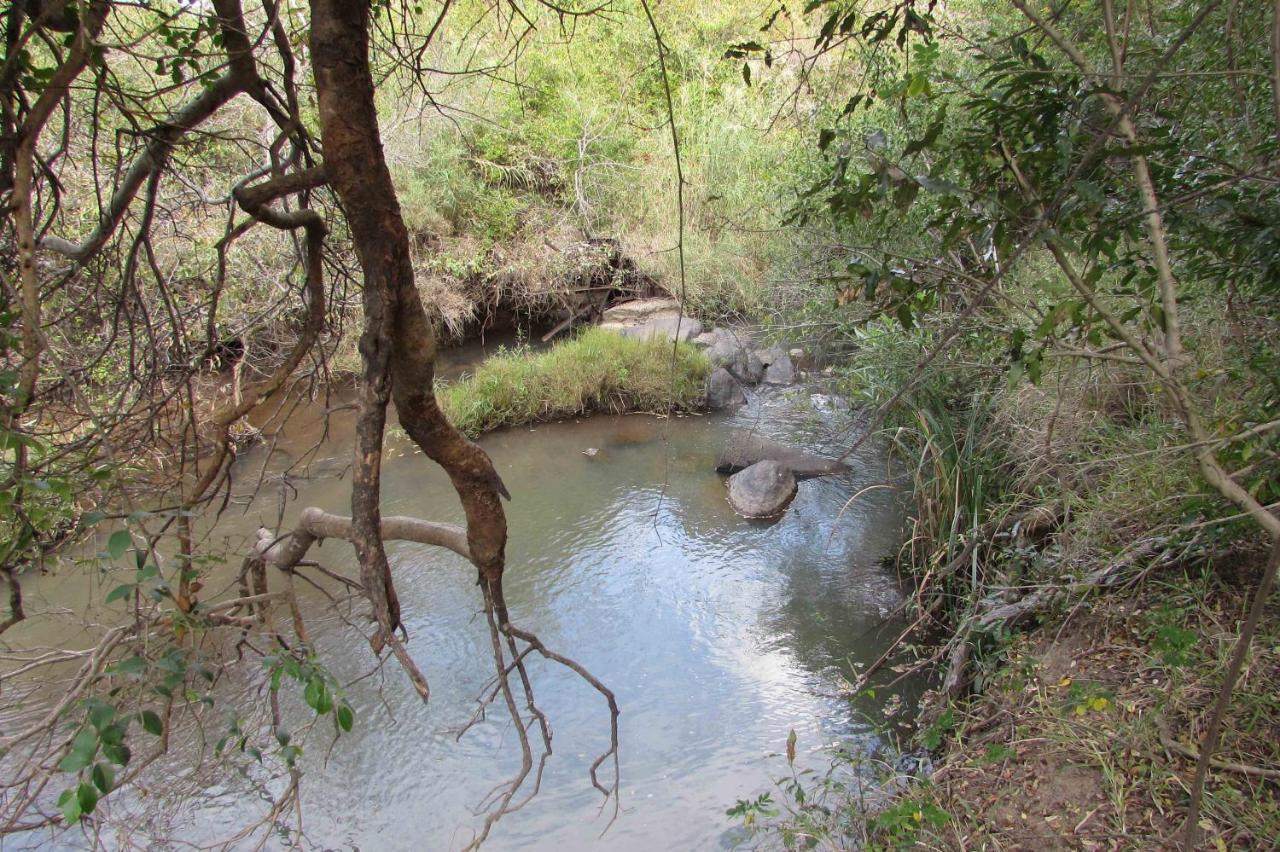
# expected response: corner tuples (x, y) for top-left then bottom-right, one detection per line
(308, 1), (511, 658)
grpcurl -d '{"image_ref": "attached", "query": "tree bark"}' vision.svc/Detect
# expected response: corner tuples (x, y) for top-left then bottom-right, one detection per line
(308, 0), (511, 683)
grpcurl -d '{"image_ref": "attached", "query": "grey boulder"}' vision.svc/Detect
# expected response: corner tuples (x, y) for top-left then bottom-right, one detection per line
(740, 350), (766, 384)
(755, 347), (795, 385)
(706, 367), (747, 410)
(703, 328), (753, 380)
(727, 460), (798, 518)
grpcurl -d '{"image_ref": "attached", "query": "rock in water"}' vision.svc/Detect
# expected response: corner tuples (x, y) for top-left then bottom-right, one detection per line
(741, 350), (766, 384)
(755, 347), (795, 385)
(706, 367), (747, 410)
(598, 297), (703, 342)
(727, 460), (798, 518)
(705, 329), (751, 379)
(717, 429), (848, 478)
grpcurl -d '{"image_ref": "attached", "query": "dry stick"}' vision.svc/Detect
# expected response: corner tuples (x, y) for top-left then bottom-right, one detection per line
(1182, 535), (1280, 849)
(1157, 712), (1280, 782)
(1273, 0), (1280, 146)
(639, 0), (688, 535)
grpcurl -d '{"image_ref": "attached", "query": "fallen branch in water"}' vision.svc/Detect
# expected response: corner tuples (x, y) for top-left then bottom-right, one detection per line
(254, 506), (471, 570)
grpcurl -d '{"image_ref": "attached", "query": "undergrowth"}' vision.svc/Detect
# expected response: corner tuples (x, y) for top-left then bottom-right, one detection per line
(436, 327), (709, 437)
(727, 293), (1278, 848)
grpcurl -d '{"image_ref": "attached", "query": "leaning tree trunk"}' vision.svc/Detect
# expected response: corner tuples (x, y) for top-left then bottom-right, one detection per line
(308, 1), (512, 688)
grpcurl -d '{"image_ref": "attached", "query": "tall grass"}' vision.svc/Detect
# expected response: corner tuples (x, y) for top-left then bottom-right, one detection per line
(837, 320), (1012, 582)
(437, 327), (710, 437)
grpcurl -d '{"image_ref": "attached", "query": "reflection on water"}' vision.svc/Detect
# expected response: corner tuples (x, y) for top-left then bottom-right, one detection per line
(11, 386), (920, 850)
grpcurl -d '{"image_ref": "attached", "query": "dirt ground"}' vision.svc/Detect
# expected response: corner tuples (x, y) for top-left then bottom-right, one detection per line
(917, 553), (1280, 850)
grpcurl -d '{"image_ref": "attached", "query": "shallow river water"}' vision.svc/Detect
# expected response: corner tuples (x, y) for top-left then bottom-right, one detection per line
(9, 380), (921, 851)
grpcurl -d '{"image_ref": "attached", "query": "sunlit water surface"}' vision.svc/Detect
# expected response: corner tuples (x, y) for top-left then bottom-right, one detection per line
(9, 382), (921, 850)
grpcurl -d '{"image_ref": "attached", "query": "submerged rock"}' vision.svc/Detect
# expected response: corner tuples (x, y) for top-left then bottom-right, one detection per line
(727, 460), (797, 518)
(808, 393), (847, 414)
(706, 367), (747, 410)
(716, 429), (848, 478)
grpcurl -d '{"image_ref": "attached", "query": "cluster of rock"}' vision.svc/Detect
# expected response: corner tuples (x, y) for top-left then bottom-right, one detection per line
(718, 429), (848, 519)
(594, 299), (805, 411)
(597, 297), (704, 342)
(693, 327), (802, 410)
(594, 299), (844, 521)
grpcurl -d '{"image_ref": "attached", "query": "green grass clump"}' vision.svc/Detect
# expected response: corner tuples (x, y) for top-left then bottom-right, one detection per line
(438, 327), (710, 437)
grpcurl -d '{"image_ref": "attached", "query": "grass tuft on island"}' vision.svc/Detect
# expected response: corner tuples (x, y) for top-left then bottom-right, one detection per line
(438, 327), (710, 437)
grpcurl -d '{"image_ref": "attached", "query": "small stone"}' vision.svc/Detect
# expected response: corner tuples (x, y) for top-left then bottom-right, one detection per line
(716, 429), (848, 477)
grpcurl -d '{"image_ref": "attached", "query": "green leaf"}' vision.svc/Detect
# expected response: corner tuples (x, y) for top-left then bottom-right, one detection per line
(111, 656), (147, 675)
(76, 782), (99, 815)
(304, 678), (332, 714)
(107, 530), (131, 560)
(97, 722), (125, 747)
(102, 743), (131, 766)
(58, 788), (82, 824)
(87, 701), (115, 731)
(895, 302), (914, 330)
(92, 762), (115, 794)
(336, 703), (354, 732)
(140, 710), (163, 736)
(906, 71), (931, 97)
(59, 728), (98, 773)
(104, 584), (135, 604)
(903, 109), (946, 156)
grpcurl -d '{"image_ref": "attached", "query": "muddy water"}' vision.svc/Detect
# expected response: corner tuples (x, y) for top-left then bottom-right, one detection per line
(10, 385), (920, 851)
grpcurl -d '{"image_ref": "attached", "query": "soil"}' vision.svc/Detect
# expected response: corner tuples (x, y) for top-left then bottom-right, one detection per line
(923, 557), (1279, 851)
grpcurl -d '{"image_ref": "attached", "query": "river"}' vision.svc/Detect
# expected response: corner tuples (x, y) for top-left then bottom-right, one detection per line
(5, 373), (922, 850)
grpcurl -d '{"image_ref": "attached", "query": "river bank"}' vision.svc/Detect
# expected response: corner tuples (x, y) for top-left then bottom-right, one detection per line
(729, 303), (1280, 849)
